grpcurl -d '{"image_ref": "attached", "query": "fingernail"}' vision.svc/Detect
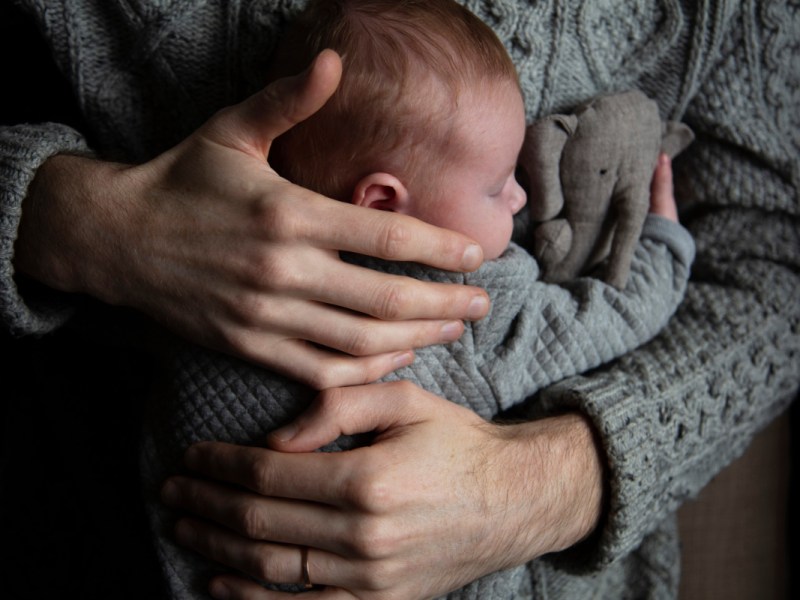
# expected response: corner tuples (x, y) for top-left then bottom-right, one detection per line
(467, 295), (489, 320)
(271, 422), (298, 443)
(461, 244), (483, 271)
(393, 350), (415, 368)
(439, 321), (463, 342)
(660, 153), (670, 166)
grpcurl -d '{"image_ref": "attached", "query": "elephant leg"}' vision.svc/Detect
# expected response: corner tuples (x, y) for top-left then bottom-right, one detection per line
(534, 219), (572, 277)
(541, 219), (599, 283)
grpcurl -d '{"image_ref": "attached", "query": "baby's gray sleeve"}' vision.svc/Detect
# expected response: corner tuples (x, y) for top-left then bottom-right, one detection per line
(638, 214), (695, 270)
(0, 123), (91, 336)
(481, 217), (694, 411)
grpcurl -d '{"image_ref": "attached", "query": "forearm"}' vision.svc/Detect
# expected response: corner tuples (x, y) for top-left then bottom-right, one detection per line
(15, 153), (137, 302)
(485, 412), (606, 563)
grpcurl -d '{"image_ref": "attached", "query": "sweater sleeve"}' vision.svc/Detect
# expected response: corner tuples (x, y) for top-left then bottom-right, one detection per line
(534, 2), (800, 572)
(0, 122), (91, 336)
(480, 216), (694, 412)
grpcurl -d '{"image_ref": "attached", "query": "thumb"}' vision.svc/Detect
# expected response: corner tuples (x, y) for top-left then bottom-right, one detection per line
(205, 49), (343, 158)
(268, 382), (427, 452)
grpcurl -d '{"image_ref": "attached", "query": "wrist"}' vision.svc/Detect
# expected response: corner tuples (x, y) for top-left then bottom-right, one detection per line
(14, 154), (136, 305)
(483, 413), (605, 565)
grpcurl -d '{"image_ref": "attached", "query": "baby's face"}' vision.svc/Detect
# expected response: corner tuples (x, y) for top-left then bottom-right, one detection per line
(409, 80), (527, 260)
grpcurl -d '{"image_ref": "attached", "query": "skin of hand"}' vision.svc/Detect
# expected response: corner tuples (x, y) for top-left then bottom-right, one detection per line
(12, 50), (490, 389)
(161, 382), (604, 600)
(649, 154), (678, 222)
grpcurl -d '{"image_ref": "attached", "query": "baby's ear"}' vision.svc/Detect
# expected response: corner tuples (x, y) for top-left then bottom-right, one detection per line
(352, 173), (411, 213)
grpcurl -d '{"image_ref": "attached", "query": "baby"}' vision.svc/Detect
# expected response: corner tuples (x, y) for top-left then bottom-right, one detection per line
(141, 1), (695, 598)
(268, 0), (527, 262)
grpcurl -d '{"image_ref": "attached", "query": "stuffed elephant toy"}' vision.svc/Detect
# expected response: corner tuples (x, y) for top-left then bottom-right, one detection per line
(517, 90), (694, 289)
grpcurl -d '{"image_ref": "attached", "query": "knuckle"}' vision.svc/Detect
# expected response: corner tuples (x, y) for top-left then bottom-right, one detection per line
(378, 221), (411, 260)
(235, 501), (268, 539)
(245, 251), (304, 293)
(249, 190), (305, 243)
(342, 324), (377, 356)
(373, 280), (412, 320)
(244, 452), (277, 495)
(346, 517), (396, 560)
(346, 472), (393, 514)
(223, 291), (270, 328)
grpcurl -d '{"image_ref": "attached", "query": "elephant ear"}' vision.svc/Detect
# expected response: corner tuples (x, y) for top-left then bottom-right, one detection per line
(518, 113), (578, 222)
(661, 121), (694, 158)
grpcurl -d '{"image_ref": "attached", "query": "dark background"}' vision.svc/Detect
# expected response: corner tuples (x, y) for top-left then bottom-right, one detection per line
(1, 4), (164, 598)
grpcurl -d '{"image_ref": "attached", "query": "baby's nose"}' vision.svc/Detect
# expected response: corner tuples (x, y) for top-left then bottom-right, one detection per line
(509, 180), (527, 214)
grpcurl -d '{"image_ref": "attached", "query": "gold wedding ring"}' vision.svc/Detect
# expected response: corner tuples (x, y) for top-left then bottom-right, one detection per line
(301, 546), (313, 589)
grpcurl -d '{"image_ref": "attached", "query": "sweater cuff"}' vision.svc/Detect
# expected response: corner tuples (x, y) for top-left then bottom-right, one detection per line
(641, 215), (696, 269)
(531, 371), (660, 572)
(0, 122), (91, 336)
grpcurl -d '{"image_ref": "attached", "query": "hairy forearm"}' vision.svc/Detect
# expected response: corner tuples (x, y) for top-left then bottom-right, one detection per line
(483, 412), (605, 566)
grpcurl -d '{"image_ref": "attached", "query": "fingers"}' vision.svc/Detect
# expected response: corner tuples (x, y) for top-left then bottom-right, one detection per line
(209, 49), (343, 158)
(310, 257), (489, 322)
(164, 478), (348, 549)
(169, 443), (356, 505)
(300, 197), (485, 272)
(254, 252), (489, 323)
(221, 304), (468, 389)
(228, 291), (469, 353)
(252, 341), (416, 390)
(167, 385), (431, 502)
(269, 382), (431, 452)
(173, 519), (361, 595)
(649, 153), (678, 222)
(210, 575), (347, 600)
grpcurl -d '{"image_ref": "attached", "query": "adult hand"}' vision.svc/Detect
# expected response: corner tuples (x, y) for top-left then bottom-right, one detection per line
(14, 50), (489, 388)
(161, 382), (605, 599)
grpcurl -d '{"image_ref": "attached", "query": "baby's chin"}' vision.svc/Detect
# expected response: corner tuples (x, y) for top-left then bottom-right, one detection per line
(481, 244), (509, 261)
(479, 233), (514, 261)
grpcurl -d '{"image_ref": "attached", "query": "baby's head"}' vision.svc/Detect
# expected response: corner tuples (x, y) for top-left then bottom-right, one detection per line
(270, 0), (527, 259)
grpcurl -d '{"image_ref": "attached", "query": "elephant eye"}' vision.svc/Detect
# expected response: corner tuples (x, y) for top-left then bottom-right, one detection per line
(599, 169), (608, 175)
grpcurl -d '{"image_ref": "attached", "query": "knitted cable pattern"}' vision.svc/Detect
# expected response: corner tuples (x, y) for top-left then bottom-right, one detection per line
(2, 1), (798, 598)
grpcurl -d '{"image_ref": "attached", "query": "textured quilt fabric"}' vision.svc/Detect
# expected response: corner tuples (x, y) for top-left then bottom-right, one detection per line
(142, 219), (694, 599)
(2, 1), (799, 599)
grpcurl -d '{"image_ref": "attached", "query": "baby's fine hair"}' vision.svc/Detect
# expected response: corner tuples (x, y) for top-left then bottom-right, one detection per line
(270, 0), (519, 201)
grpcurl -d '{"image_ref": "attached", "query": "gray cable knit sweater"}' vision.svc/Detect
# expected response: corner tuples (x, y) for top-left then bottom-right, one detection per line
(1, 1), (798, 599)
